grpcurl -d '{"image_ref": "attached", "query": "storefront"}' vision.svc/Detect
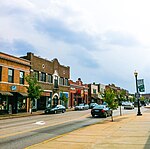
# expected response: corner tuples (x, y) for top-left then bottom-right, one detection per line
(0, 91), (13, 114)
(37, 92), (52, 110)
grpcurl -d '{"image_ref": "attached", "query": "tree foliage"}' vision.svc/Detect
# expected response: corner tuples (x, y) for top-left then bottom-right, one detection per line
(61, 92), (68, 108)
(102, 88), (118, 121)
(25, 74), (42, 100)
(103, 88), (118, 110)
(25, 74), (43, 113)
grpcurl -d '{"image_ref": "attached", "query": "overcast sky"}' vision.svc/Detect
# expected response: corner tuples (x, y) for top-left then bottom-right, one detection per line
(1, 0), (150, 93)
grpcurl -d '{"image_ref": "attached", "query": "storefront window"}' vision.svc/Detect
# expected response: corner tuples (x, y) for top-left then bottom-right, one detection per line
(0, 97), (7, 110)
(17, 98), (26, 111)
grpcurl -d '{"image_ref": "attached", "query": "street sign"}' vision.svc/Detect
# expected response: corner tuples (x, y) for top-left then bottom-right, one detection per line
(137, 79), (145, 92)
(135, 93), (140, 98)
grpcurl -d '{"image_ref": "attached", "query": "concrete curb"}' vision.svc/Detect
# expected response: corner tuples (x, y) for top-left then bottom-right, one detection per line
(0, 108), (75, 120)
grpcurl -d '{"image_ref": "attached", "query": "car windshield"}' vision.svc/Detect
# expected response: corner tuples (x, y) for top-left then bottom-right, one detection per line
(93, 105), (105, 109)
(90, 103), (96, 105)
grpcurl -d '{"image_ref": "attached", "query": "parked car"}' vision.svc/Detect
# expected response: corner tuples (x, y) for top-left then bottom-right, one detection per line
(75, 103), (89, 110)
(91, 105), (112, 118)
(124, 102), (134, 109)
(89, 103), (98, 109)
(45, 105), (66, 114)
(134, 101), (142, 107)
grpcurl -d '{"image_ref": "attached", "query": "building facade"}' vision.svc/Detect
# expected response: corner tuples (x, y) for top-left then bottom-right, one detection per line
(21, 52), (70, 110)
(0, 52), (30, 114)
(88, 83), (100, 104)
(69, 78), (88, 107)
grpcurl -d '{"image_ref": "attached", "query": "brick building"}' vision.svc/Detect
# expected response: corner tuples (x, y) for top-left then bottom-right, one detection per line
(69, 78), (88, 107)
(0, 52), (30, 114)
(21, 52), (70, 110)
(88, 83), (100, 104)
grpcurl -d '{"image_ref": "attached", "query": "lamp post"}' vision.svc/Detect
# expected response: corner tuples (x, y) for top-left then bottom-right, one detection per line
(134, 71), (142, 116)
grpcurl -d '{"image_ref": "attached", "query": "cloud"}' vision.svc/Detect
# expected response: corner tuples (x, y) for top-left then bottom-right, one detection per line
(102, 31), (140, 47)
(34, 18), (98, 51)
(0, 0), (150, 93)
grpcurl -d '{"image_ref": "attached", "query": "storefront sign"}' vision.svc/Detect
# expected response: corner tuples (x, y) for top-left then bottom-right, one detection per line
(11, 85), (17, 91)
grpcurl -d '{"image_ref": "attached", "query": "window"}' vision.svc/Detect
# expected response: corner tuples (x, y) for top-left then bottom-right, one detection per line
(59, 77), (64, 85)
(93, 89), (96, 94)
(54, 75), (58, 88)
(40, 72), (46, 82)
(64, 78), (68, 86)
(20, 71), (24, 84)
(34, 71), (39, 81)
(0, 66), (2, 81)
(8, 68), (14, 83)
(48, 74), (53, 83)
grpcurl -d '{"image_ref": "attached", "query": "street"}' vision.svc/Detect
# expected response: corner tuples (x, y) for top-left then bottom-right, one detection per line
(0, 106), (148, 149)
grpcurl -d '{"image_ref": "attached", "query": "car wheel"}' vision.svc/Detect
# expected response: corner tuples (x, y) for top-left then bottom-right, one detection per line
(92, 114), (95, 118)
(54, 110), (57, 114)
(62, 110), (65, 113)
(104, 112), (107, 118)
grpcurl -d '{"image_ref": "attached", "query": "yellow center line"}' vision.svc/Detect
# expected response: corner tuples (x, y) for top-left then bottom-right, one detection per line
(0, 113), (90, 139)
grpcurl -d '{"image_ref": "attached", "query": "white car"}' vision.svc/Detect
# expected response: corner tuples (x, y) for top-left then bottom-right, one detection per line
(75, 103), (89, 110)
(124, 102), (134, 109)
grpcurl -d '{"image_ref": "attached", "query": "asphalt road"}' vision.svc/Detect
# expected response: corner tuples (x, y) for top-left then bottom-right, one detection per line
(0, 106), (147, 149)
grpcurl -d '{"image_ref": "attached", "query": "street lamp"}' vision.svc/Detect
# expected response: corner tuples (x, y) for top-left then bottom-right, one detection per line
(134, 71), (142, 116)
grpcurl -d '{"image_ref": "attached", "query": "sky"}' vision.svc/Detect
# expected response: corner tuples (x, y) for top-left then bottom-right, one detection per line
(0, 0), (150, 93)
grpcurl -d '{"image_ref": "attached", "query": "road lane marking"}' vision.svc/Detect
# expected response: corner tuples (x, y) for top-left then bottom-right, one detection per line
(35, 121), (45, 125)
(0, 113), (91, 139)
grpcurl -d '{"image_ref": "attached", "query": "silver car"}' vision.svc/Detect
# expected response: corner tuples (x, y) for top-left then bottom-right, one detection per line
(124, 102), (134, 109)
(75, 103), (89, 110)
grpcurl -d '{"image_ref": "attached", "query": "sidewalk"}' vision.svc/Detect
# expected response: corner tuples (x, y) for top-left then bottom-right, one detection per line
(26, 109), (150, 149)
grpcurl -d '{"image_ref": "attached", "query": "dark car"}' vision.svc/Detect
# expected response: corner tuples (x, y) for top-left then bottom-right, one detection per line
(89, 103), (98, 109)
(45, 105), (66, 114)
(91, 105), (112, 118)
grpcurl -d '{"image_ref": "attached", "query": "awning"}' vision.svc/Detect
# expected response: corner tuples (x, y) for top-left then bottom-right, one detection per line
(18, 92), (28, 97)
(0, 91), (13, 96)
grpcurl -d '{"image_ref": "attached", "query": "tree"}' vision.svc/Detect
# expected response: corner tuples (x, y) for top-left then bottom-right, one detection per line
(102, 88), (118, 121)
(25, 74), (43, 114)
(61, 92), (68, 108)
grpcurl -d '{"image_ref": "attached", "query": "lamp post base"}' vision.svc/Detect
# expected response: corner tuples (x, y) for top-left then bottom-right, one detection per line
(137, 113), (142, 116)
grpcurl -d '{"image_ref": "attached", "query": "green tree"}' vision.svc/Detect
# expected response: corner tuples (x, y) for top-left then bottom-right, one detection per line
(25, 74), (43, 114)
(61, 92), (68, 108)
(102, 88), (118, 121)
(140, 96), (145, 101)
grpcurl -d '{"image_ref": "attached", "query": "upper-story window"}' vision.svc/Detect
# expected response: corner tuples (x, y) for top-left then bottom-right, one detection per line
(20, 71), (24, 84)
(40, 72), (46, 82)
(64, 78), (68, 86)
(8, 68), (14, 83)
(34, 71), (39, 81)
(59, 77), (64, 85)
(93, 89), (96, 94)
(54, 75), (58, 88)
(0, 66), (2, 81)
(48, 74), (53, 83)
